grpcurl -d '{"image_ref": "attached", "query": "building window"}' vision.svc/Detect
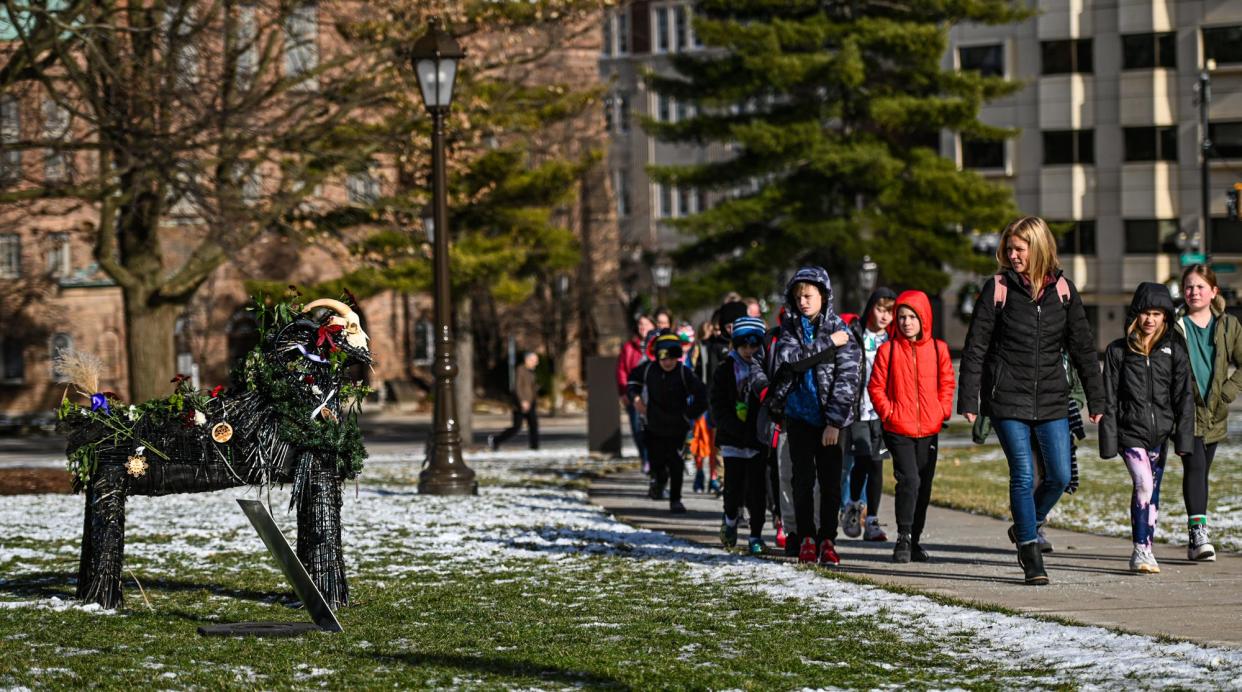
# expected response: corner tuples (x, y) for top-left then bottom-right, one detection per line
(657, 93), (672, 123)
(618, 94), (630, 133)
(654, 6), (670, 53)
(412, 319), (433, 366)
(0, 96), (18, 185)
(1210, 217), (1242, 254)
(656, 183), (673, 219)
(234, 2), (258, 88)
(1123, 126), (1178, 162)
(677, 186), (692, 217)
(1043, 129), (1094, 165)
(1122, 32), (1176, 70)
(675, 99), (694, 122)
(613, 169), (629, 218)
(1041, 39), (1092, 75)
(1203, 25), (1242, 66)
(163, 2), (199, 85)
(284, 2), (319, 89)
(49, 333), (73, 379)
(346, 170), (379, 205)
(674, 6), (690, 52)
(46, 232), (69, 277)
(1, 337), (24, 383)
(1210, 121), (1242, 159)
(602, 11), (613, 57)
(958, 44), (1004, 77)
(616, 10), (630, 54)
(0, 234), (20, 279)
(1123, 219), (1179, 254)
(41, 99), (70, 183)
(961, 136), (1005, 169)
(1052, 220), (1096, 256)
(604, 94), (615, 132)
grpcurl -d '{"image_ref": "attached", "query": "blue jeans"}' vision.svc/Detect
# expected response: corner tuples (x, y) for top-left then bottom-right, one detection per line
(626, 404), (648, 464)
(992, 417), (1071, 544)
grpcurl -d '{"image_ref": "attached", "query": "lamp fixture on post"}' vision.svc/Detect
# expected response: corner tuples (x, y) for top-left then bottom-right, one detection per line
(651, 255), (674, 307)
(410, 18), (475, 496)
(859, 255), (879, 294)
(421, 203), (435, 244)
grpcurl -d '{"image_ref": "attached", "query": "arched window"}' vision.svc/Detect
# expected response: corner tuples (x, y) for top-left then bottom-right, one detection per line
(49, 333), (73, 379)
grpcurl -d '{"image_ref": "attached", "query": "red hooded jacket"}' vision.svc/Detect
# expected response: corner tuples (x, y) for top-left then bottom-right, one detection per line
(867, 290), (955, 438)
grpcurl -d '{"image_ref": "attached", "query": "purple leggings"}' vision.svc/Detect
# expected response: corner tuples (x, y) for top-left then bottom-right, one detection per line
(1123, 446), (1167, 547)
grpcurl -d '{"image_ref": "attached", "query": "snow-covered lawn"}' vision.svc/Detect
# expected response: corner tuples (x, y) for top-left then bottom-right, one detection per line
(1, 447), (1240, 688)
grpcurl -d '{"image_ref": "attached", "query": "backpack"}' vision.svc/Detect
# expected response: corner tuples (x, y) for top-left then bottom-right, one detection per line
(993, 272), (1071, 309)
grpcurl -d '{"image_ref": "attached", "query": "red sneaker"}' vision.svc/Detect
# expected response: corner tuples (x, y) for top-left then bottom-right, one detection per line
(798, 537), (817, 563)
(775, 519), (786, 549)
(819, 539), (840, 566)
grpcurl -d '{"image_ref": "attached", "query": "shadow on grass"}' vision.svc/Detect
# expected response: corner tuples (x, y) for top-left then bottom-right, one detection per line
(0, 572), (302, 612)
(372, 651), (631, 690)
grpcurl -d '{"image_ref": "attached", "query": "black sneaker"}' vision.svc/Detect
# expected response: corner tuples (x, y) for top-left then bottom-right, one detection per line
(911, 543), (931, 563)
(669, 500), (687, 514)
(783, 533), (800, 558)
(893, 533), (912, 563)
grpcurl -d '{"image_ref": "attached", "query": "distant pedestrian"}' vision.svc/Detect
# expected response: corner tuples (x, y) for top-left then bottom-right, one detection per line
(744, 297), (763, 318)
(867, 291), (954, 563)
(654, 308), (673, 332)
(1173, 264), (1242, 562)
(766, 267), (859, 566)
(842, 287), (896, 543)
(1099, 282), (1194, 574)
(711, 316), (770, 554)
(490, 351), (541, 451)
(627, 332), (708, 513)
(958, 216), (1105, 586)
(617, 315), (656, 470)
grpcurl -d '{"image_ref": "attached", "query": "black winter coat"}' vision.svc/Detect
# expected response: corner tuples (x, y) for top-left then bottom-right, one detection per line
(626, 361), (708, 439)
(958, 269), (1105, 420)
(1099, 282), (1195, 458)
(709, 356), (762, 451)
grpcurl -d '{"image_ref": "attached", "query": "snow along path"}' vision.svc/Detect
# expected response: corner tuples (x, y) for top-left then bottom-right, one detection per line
(2, 450), (1242, 687)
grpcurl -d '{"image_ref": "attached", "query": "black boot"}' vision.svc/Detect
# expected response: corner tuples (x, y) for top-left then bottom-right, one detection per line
(893, 533), (912, 563)
(1017, 542), (1048, 585)
(911, 539), (931, 563)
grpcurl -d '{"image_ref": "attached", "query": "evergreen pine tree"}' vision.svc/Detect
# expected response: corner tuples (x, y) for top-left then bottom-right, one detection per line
(645, 0), (1029, 309)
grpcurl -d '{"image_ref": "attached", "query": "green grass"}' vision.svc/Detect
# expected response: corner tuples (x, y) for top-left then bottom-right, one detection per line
(925, 438), (1242, 550)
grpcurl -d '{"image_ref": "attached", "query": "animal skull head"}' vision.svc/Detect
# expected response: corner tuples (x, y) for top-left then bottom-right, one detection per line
(302, 298), (370, 351)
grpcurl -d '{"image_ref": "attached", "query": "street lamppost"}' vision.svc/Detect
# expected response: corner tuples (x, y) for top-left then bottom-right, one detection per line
(652, 255), (674, 309)
(1198, 59), (1216, 260)
(858, 255), (878, 295)
(411, 19), (475, 496)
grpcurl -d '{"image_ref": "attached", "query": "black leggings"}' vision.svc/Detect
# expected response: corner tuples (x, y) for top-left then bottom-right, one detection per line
(886, 433), (938, 542)
(495, 406), (539, 449)
(1183, 436), (1217, 518)
(849, 454), (883, 515)
(786, 418), (843, 542)
(723, 455), (768, 537)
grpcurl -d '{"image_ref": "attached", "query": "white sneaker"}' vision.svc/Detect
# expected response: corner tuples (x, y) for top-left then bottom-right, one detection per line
(842, 501), (863, 538)
(1129, 545), (1160, 574)
(863, 516), (888, 542)
(1188, 524), (1217, 561)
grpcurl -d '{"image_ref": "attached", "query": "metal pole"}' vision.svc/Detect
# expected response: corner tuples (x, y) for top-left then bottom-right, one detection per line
(419, 107), (477, 496)
(1201, 67), (1212, 261)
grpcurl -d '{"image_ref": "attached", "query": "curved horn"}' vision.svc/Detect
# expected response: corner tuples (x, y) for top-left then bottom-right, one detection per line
(302, 298), (353, 317)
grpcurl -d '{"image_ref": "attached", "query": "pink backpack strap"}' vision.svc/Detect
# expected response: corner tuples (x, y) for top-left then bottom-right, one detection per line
(1055, 275), (1071, 305)
(992, 273), (1007, 309)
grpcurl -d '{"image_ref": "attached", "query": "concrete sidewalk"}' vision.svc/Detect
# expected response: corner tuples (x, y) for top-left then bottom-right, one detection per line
(590, 470), (1242, 649)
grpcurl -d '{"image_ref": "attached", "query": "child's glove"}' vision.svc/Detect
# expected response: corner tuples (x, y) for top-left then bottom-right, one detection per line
(735, 401), (749, 422)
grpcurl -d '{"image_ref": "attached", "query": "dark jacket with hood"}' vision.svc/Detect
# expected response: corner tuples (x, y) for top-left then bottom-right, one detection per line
(957, 268), (1105, 421)
(768, 267), (863, 430)
(626, 360), (708, 440)
(849, 287), (898, 418)
(1099, 282), (1195, 458)
(710, 352), (764, 451)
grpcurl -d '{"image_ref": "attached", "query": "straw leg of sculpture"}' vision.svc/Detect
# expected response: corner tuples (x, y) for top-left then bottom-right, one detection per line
(297, 456), (349, 609)
(76, 464), (127, 608)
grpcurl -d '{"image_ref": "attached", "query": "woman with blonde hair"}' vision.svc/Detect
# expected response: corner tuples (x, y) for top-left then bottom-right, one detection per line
(1173, 264), (1242, 561)
(958, 216), (1106, 585)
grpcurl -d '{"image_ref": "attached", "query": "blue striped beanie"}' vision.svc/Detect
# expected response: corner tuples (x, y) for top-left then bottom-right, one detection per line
(731, 316), (767, 346)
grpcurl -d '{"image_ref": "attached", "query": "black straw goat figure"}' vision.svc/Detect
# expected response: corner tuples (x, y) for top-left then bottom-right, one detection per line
(58, 298), (371, 610)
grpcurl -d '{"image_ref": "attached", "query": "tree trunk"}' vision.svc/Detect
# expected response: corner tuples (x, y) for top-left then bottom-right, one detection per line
(123, 292), (183, 403)
(454, 295), (474, 447)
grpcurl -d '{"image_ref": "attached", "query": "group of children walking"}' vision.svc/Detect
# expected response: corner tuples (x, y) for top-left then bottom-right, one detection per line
(621, 215), (1236, 584)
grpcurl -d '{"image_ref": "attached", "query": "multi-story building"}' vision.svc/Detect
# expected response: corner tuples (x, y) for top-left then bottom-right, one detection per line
(603, 1), (1242, 349)
(945, 1), (1242, 348)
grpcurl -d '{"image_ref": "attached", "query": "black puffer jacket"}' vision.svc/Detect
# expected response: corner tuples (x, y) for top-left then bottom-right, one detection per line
(1099, 283), (1195, 458)
(709, 354), (762, 450)
(958, 268), (1105, 420)
(626, 361), (708, 439)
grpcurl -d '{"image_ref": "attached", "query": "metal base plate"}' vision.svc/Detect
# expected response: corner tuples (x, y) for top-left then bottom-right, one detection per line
(198, 622), (322, 638)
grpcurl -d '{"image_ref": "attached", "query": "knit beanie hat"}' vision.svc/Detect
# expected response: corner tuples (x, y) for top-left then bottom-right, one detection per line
(676, 322), (696, 344)
(654, 333), (684, 361)
(731, 316), (767, 347)
(718, 301), (748, 329)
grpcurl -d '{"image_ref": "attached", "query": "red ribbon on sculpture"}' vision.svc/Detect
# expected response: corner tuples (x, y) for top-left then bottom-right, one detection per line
(316, 324), (344, 353)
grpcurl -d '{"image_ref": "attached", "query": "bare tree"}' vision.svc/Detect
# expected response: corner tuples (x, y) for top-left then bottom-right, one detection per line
(0, 1), (388, 400)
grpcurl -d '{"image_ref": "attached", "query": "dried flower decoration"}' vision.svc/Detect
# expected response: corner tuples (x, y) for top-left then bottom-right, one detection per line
(126, 455), (148, 478)
(320, 408), (338, 423)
